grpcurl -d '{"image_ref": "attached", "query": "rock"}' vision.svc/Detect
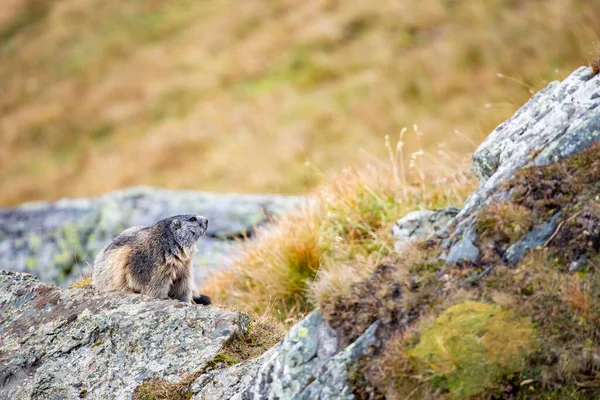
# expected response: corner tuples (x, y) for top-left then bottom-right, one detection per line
(0, 187), (303, 286)
(448, 67), (600, 265)
(568, 256), (588, 272)
(503, 212), (563, 265)
(392, 207), (460, 252)
(0, 270), (250, 399)
(243, 310), (378, 400)
(446, 238), (480, 264)
(191, 348), (276, 400)
(461, 67), (600, 219)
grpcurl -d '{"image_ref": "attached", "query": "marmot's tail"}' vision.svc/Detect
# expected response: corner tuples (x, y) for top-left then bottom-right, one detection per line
(193, 294), (212, 305)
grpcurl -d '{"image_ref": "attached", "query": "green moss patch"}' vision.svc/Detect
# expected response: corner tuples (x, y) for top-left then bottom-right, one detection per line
(410, 301), (537, 398)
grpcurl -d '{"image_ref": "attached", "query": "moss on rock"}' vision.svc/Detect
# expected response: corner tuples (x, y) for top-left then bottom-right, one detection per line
(410, 301), (537, 398)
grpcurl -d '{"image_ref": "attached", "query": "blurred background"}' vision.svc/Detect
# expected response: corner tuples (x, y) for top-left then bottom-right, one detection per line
(1, 0), (598, 207)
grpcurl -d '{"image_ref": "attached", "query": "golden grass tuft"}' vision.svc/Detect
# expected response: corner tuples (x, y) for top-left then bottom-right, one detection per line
(201, 136), (476, 322)
(133, 378), (194, 400)
(203, 206), (323, 322)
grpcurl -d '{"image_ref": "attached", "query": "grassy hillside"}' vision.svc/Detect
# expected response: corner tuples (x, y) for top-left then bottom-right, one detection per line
(1, 0), (599, 206)
(200, 91), (600, 398)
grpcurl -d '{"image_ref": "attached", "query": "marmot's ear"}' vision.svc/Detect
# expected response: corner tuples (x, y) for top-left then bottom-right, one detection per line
(172, 219), (181, 229)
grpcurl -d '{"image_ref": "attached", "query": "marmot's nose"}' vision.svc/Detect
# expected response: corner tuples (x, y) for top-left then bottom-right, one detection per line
(196, 215), (208, 230)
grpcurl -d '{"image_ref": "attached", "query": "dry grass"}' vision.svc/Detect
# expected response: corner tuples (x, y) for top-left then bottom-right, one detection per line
(133, 377), (195, 400)
(214, 311), (285, 365)
(1, 0), (599, 206)
(68, 274), (92, 288)
(592, 51), (600, 75)
(201, 135), (475, 322)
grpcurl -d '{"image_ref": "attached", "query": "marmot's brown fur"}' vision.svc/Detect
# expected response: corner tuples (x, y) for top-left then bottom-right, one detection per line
(92, 214), (211, 305)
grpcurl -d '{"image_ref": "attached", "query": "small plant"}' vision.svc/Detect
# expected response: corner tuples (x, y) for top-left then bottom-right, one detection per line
(591, 52), (600, 75)
(68, 275), (92, 289)
(477, 202), (534, 245)
(212, 311), (285, 365)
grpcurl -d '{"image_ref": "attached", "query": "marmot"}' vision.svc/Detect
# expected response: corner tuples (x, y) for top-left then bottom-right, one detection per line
(92, 214), (211, 305)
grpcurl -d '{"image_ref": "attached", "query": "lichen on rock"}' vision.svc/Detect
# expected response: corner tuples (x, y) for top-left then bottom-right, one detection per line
(0, 270), (251, 399)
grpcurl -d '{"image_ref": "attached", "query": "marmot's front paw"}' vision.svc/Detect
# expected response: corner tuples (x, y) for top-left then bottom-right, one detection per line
(193, 294), (212, 305)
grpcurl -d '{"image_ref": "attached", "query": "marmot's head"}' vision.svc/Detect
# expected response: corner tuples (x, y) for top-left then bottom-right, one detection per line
(162, 214), (209, 248)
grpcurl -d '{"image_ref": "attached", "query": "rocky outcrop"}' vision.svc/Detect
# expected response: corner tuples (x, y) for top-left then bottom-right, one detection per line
(0, 270), (250, 399)
(445, 66), (600, 263)
(240, 66), (600, 398)
(0, 187), (302, 286)
(244, 311), (378, 400)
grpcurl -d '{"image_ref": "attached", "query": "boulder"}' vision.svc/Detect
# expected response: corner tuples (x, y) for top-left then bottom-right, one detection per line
(392, 207), (459, 252)
(0, 270), (250, 399)
(465, 66), (600, 218)
(0, 187), (302, 286)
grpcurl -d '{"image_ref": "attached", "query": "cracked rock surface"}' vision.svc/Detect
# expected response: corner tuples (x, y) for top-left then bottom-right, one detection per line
(0, 270), (250, 399)
(0, 187), (302, 286)
(243, 310), (378, 400)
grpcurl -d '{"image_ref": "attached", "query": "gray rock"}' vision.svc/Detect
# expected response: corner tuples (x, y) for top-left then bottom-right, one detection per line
(191, 348), (276, 400)
(568, 256), (588, 272)
(447, 67), (600, 264)
(446, 238), (480, 264)
(243, 310), (378, 400)
(0, 187), (303, 286)
(503, 212), (563, 265)
(392, 207), (460, 252)
(0, 270), (250, 399)
(460, 67), (600, 220)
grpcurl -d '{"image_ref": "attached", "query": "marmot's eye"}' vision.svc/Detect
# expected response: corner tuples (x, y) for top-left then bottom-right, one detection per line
(189, 216), (197, 222)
